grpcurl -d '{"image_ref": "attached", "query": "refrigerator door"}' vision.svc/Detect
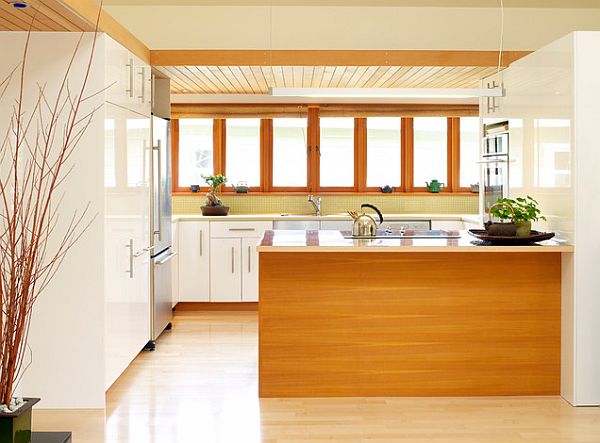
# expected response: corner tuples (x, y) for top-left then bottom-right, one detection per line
(152, 116), (172, 255)
(151, 248), (175, 340)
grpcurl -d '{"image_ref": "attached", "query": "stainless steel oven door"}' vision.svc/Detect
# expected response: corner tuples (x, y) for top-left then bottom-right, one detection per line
(483, 132), (509, 157)
(481, 157), (509, 214)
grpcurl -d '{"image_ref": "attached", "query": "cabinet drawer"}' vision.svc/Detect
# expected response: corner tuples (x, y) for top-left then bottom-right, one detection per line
(210, 221), (272, 238)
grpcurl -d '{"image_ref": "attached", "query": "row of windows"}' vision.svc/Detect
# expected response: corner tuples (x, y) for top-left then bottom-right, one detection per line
(174, 116), (480, 193)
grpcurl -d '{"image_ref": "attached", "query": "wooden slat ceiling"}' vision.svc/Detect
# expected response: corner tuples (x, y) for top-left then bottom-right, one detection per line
(155, 65), (500, 94)
(0, 0), (95, 32)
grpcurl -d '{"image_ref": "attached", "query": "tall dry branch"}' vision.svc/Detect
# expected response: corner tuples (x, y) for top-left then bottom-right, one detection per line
(0, 3), (103, 406)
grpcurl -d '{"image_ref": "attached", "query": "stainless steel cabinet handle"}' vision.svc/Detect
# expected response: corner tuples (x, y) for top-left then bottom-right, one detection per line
(156, 251), (178, 265)
(248, 246), (251, 273)
(138, 67), (146, 103)
(125, 239), (134, 279)
(126, 58), (134, 98)
(231, 246), (235, 274)
(228, 228), (255, 232)
(477, 159), (508, 164)
(199, 229), (203, 256)
(153, 140), (162, 241)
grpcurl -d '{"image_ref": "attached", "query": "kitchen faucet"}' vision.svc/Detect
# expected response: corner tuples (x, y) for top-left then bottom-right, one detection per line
(307, 195), (322, 216)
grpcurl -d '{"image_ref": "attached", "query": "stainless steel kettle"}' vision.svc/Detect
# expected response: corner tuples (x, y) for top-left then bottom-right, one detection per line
(348, 204), (384, 237)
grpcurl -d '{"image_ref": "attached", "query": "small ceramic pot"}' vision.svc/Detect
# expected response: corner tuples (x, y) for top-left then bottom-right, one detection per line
(515, 220), (532, 238)
(485, 221), (516, 236)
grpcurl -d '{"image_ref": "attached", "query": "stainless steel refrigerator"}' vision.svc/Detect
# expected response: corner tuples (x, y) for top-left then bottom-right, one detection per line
(147, 76), (174, 349)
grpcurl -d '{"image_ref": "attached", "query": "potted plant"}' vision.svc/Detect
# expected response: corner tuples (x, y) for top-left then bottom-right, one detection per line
(490, 196), (547, 237)
(201, 174), (230, 216)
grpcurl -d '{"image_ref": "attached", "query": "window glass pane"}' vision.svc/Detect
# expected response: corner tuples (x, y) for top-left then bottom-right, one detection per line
(534, 118), (571, 188)
(459, 117), (480, 188)
(320, 117), (354, 187)
(413, 117), (447, 187)
(367, 118), (401, 188)
(178, 119), (213, 187)
(272, 118), (307, 187)
(226, 118), (261, 187)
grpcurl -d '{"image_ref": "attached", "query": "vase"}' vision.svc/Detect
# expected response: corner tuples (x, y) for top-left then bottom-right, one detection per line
(201, 205), (230, 216)
(0, 398), (40, 443)
(515, 220), (532, 237)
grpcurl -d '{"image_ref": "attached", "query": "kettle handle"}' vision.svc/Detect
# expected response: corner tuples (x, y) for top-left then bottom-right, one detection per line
(361, 204), (383, 225)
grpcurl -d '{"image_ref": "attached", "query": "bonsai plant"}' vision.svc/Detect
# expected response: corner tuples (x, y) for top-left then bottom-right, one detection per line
(201, 174), (229, 216)
(490, 196), (547, 237)
(0, 9), (102, 441)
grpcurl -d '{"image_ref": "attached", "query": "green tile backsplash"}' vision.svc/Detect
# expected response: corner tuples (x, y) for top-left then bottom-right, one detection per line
(173, 194), (479, 215)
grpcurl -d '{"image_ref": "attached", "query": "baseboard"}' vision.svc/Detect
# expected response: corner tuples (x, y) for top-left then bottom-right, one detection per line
(174, 302), (258, 311)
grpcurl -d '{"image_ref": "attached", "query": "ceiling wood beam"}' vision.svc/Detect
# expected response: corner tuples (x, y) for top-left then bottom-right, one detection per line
(150, 50), (531, 67)
(58, 0), (150, 62)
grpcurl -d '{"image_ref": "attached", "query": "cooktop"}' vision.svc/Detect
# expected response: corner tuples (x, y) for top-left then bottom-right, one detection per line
(342, 229), (461, 239)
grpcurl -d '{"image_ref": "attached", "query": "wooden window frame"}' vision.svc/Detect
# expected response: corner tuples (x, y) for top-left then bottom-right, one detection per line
(317, 115), (359, 193)
(171, 108), (476, 196)
(171, 118), (225, 193)
(362, 117), (404, 193)
(268, 115), (311, 193)
(223, 118), (263, 192)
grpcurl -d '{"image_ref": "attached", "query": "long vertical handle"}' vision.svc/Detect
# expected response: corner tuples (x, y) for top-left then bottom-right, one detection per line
(231, 246), (235, 274)
(248, 245), (251, 273)
(199, 230), (203, 256)
(153, 140), (162, 241)
(126, 239), (134, 279)
(126, 58), (134, 98)
(138, 67), (146, 103)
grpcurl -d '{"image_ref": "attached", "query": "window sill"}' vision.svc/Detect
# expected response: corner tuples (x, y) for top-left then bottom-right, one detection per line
(173, 191), (479, 197)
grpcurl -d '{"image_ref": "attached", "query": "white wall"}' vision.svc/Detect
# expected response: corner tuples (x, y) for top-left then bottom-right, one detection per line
(571, 31), (600, 405)
(482, 31), (600, 406)
(105, 4), (600, 50)
(0, 32), (106, 408)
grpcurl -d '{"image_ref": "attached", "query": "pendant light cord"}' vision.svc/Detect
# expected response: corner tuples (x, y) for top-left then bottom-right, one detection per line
(497, 0), (504, 84)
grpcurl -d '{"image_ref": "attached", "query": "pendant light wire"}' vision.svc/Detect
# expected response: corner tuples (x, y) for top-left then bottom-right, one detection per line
(497, 0), (504, 84)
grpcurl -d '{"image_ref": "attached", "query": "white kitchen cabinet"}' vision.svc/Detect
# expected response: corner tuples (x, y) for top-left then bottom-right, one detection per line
(178, 221), (210, 302)
(104, 101), (151, 390)
(210, 238), (242, 301)
(208, 220), (272, 302)
(241, 237), (260, 302)
(105, 36), (151, 113)
(171, 221), (179, 307)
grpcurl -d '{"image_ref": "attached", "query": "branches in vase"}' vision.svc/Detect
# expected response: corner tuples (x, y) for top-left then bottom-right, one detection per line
(0, 9), (103, 407)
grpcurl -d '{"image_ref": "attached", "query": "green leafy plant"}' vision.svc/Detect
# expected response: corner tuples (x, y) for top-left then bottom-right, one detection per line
(202, 174), (228, 206)
(490, 196), (547, 222)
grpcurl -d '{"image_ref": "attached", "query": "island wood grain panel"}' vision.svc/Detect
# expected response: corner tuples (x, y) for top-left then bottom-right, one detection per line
(258, 252), (561, 397)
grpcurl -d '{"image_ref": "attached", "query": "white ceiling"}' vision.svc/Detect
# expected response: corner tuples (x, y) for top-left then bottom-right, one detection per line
(102, 0), (600, 7)
(102, 3), (600, 51)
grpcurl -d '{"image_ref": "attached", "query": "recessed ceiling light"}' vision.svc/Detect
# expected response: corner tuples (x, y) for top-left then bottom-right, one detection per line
(9, 2), (29, 8)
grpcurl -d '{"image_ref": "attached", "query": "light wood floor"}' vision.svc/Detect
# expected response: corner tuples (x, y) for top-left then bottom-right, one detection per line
(33, 311), (600, 443)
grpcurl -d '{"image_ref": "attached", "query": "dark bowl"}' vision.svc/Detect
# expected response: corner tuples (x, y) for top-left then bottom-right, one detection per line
(201, 206), (230, 216)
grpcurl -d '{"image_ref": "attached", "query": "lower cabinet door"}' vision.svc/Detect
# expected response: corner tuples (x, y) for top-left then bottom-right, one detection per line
(178, 221), (210, 301)
(210, 238), (242, 301)
(241, 237), (260, 302)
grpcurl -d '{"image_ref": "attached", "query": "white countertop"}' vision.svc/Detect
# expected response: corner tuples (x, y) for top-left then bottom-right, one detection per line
(256, 229), (573, 253)
(173, 213), (482, 222)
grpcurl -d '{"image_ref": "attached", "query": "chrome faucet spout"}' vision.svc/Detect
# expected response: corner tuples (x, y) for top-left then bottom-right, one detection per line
(307, 195), (322, 216)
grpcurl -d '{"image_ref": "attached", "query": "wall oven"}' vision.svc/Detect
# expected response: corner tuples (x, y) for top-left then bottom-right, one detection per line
(481, 121), (509, 214)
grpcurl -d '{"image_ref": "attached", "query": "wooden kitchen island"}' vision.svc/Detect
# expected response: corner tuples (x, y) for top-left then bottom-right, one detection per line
(257, 230), (573, 398)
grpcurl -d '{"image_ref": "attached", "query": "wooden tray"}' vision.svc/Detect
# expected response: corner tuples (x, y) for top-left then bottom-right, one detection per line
(468, 229), (555, 245)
